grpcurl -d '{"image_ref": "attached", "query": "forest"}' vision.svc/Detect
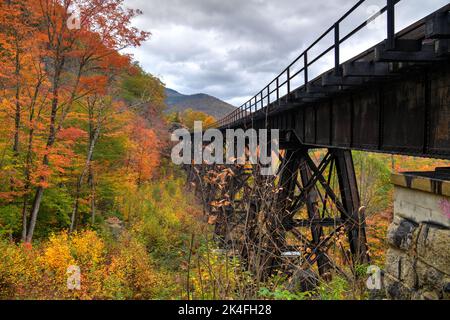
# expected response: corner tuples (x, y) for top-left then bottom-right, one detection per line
(0, 0), (448, 301)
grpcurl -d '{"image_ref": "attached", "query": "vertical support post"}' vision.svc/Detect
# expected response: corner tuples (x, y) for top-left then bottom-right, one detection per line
(334, 23), (341, 76)
(387, 0), (395, 50)
(333, 149), (369, 265)
(278, 150), (300, 211)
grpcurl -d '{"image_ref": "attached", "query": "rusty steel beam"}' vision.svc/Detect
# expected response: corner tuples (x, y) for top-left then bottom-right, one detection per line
(333, 149), (369, 265)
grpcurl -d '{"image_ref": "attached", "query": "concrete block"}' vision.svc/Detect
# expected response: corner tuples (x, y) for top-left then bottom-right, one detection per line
(394, 187), (450, 228)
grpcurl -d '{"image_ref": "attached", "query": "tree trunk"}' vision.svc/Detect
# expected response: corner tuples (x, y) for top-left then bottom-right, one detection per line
(26, 185), (44, 243)
(25, 69), (60, 242)
(21, 137), (34, 241)
(26, 56), (84, 242)
(13, 45), (20, 155)
(21, 79), (42, 242)
(21, 194), (28, 242)
(89, 165), (95, 225)
(13, 94), (20, 154)
(70, 124), (100, 232)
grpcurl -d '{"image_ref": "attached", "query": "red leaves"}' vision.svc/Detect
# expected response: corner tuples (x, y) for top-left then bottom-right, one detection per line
(57, 127), (88, 141)
(21, 241), (33, 252)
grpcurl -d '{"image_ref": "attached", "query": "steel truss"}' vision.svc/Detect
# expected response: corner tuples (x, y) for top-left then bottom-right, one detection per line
(187, 146), (369, 283)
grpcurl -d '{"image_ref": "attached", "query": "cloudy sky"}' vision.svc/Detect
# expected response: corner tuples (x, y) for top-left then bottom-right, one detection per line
(123, 0), (448, 106)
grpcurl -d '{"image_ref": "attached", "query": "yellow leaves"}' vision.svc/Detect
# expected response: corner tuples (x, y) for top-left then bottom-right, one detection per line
(0, 98), (13, 111)
(186, 246), (245, 300)
(178, 108), (217, 130)
(39, 232), (75, 275)
(104, 237), (160, 299)
(71, 230), (105, 268)
(0, 229), (164, 300)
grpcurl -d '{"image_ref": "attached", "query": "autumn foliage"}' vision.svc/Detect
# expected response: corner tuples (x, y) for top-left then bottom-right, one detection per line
(0, 0), (227, 300)
(0, 0), (166, 242)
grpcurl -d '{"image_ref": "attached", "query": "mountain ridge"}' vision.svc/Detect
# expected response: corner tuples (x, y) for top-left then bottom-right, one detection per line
(164, 88), (236, 119)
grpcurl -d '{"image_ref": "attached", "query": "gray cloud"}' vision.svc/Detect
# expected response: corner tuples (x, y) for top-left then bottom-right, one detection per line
(123, 0), (448, 106)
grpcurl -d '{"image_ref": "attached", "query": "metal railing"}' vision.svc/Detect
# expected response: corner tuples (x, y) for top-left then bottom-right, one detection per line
(206, 0), (400, 129)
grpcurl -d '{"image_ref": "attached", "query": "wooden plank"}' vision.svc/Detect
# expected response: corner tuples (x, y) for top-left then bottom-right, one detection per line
(322, 74), (364, 86)
(375, 42), (444, 62)
(426, 11), (450, 39)
(343, 61), (392, 77)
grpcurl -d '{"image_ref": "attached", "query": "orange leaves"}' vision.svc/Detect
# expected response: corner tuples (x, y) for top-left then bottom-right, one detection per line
(209, 199), (231, 208)
(30, 165), (52, 189)
(57, 127), (88, 142)
(124, 118), (162, 185)
(79, 75), (109, 95)
(78, 0), (150, 49)
(207, 215), (218, 225)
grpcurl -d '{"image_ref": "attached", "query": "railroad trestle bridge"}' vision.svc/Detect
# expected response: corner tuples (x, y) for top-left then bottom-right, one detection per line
(184, 1), (450, 294)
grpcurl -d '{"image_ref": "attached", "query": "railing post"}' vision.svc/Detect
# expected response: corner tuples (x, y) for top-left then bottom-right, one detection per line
(304, 52), (308, 87)
(251, 98), (255, 119)
(260, 91), (263, 110)
(387, 0), (395, 50)
(334, 23), (340, 76)
(287, 68), (291, 102)
(276, 78), (280, 105)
